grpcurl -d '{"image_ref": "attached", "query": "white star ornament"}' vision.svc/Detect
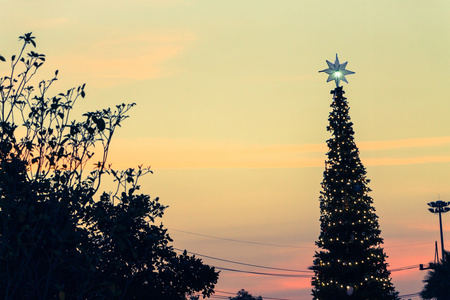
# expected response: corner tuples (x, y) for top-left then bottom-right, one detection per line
(319, 54), (355, 87)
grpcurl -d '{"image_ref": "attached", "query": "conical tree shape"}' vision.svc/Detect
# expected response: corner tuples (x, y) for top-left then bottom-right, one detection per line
(310, 87), (399, 300)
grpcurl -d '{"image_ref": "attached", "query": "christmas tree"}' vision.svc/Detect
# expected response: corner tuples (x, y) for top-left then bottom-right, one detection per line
(310, 55), (399, 299)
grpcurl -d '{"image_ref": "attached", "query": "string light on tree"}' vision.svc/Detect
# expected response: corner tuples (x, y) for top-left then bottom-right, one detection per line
(310, 55), (399, 299)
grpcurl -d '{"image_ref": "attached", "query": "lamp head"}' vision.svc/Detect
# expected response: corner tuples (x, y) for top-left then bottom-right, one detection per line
(436, 200), (446, 206)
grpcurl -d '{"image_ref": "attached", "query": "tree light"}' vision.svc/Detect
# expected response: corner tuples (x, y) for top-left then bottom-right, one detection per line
(347, 286), (354, 296)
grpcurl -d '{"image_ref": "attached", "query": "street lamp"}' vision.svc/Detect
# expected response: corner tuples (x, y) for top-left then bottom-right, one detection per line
(427, 199), (450, 261)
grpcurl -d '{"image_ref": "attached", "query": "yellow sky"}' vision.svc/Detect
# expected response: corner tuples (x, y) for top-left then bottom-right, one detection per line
(2, 0), (450, 299)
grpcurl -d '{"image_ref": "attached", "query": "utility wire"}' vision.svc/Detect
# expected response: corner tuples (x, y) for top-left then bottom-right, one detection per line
(209, 295), (230, 299)
(398, 292), (420, 298)
(168, 228), (314, 249)
(215, 266), (313, 277)
(214, 264), (417, 278)
(176, 247), (420, 275)
(211, 289), (420, 300)
(174, 247), (312, 273)
(387, 241), (433, 248)
(214, 290), (242, 295)
(390, 264), (421, 272)
(169, 228), (434, 249)
(215, 289), (292, 300)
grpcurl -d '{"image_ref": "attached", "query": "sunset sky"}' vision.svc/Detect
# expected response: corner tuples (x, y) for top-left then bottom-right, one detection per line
(2, 1), (450, 299)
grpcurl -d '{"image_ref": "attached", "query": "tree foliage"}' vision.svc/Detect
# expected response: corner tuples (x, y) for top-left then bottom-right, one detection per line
(420, 251), (450, 300)
(228, 289), (263, 300)
(310, 87), (398, 299)
(0, 33), (218, 300)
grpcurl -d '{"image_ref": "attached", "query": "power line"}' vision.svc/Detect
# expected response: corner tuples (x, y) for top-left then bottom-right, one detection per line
(209, 295), (230, 299)
(174, 247), (312, 273)
(398, 292), (420, 298)
(211, 289), (420, 300)
(215, 290), (242, 295)
(390, 264), (421, 272)
(169, 228), (433, 250)
(175, 247), (420, 275)
(215, 264), (417, 278)
(215, 289), (292, 300)
(215, 266), (312, 277)
(387, 241), (433, 248)
(168, 228), (314, 249)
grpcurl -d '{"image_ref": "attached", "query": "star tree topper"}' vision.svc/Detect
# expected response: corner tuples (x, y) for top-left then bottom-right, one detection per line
(319, 54), (355, 87)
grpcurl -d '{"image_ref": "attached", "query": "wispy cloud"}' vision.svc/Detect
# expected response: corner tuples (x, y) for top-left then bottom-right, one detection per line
(107, 136), (450, 169)
(365, 155), (450, 166)
(130, 0), (194, 6)
(51, 30), (196, 85)
(359, 136), (450, 151)
(34, 17), (70, 29)
(108, 138), (323, 169)
(249, 74), (317, 83)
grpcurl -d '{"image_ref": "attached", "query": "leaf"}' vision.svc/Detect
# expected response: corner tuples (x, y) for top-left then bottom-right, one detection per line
(70, 125), (78, 136)
(0, 55), (5, 62)
(87, 127), (95, 135)
(80, 90), (85, 98)
(25, 141), (34, 151)
(96, 118), (105, 132)
(60, 137), (69, 145)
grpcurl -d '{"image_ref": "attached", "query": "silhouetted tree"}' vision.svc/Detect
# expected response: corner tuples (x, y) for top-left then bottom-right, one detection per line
(420, 251), (450, 300)
(310, 87), (398, 299)
(229, 289), (263, 300)
(0, 33), (218, 300)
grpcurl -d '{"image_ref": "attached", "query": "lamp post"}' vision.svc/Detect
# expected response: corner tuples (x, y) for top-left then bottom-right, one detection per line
(427, 200), (450, 261)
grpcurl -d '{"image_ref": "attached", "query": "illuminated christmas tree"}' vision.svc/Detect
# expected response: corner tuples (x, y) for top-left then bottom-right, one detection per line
(310, 55), (399, 299)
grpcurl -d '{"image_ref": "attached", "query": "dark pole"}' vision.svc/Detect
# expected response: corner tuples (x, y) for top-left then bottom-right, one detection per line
(438, 205), (445, 261)
(428, 200), (450, 262)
